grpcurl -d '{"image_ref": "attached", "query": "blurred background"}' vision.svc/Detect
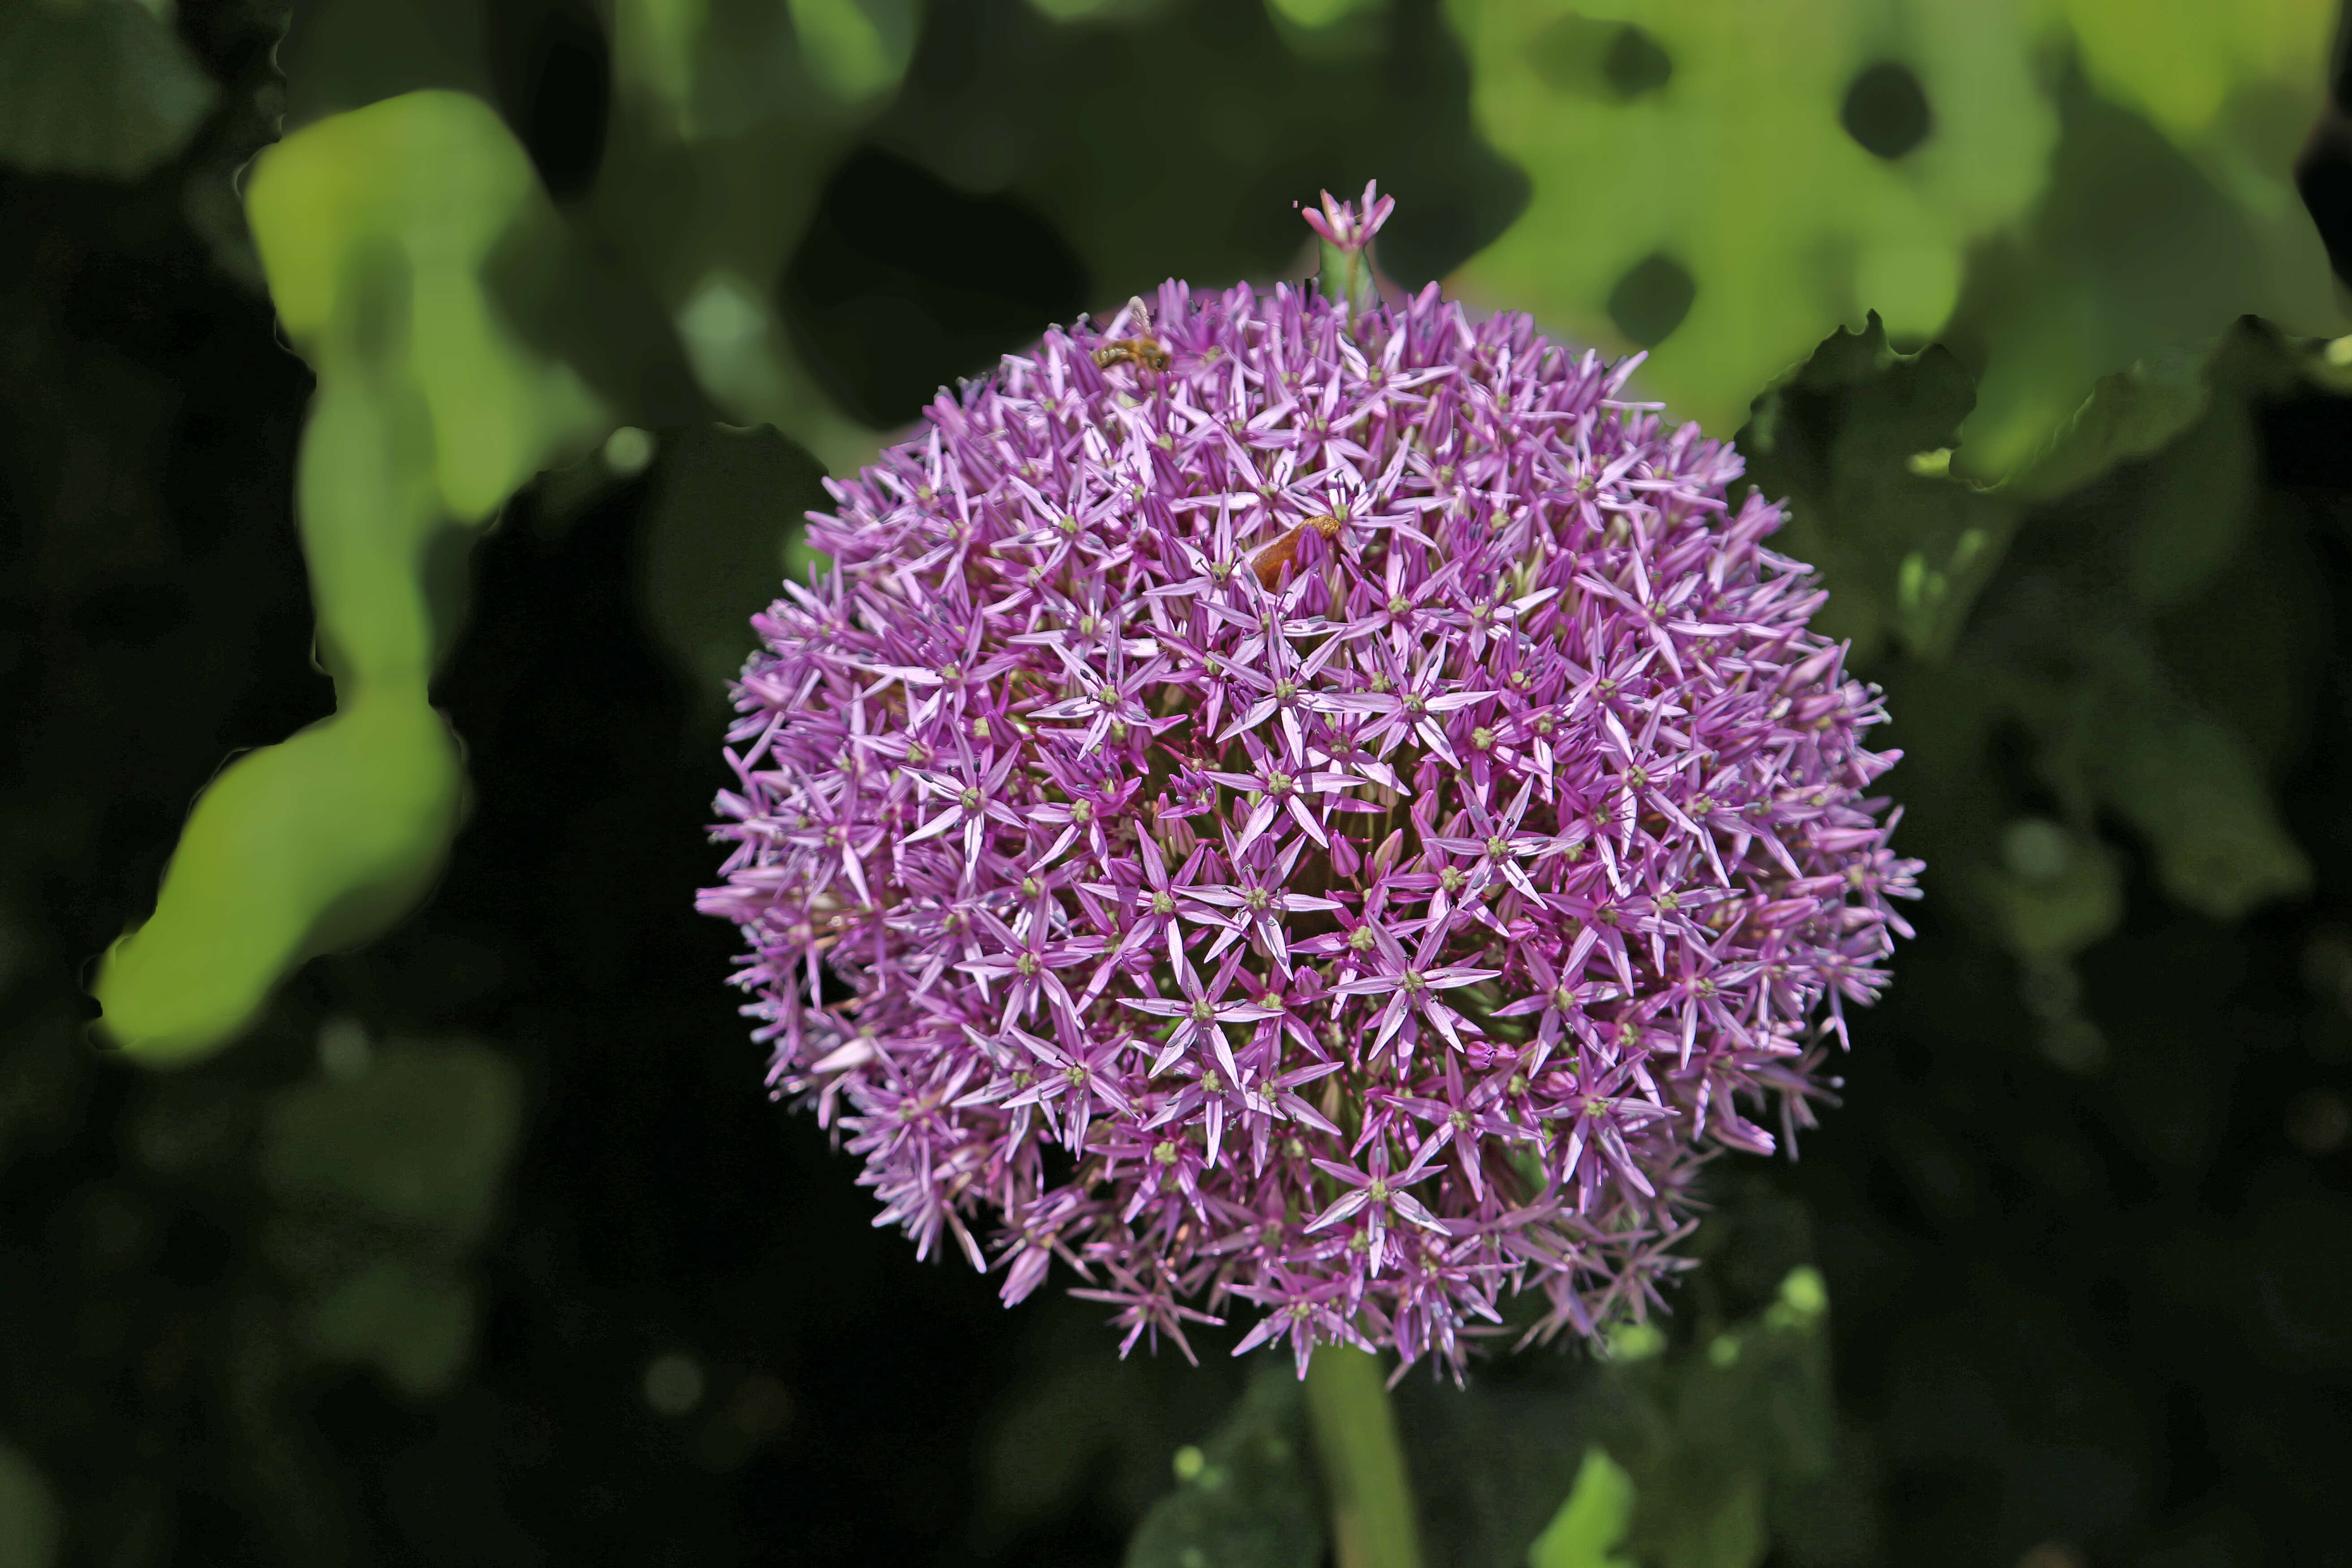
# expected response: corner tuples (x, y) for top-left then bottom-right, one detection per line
(4, 0), (2352, 1564)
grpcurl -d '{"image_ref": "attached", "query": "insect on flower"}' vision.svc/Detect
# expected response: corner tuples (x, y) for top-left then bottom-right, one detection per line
(1093, 336), (1172, 372)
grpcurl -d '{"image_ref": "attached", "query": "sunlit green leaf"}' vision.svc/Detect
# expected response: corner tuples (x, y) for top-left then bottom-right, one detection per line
(2034, 0), (2332, 152)
(250, 93), (606, 526)
(1527, 1447), (1636, 1568)
(1447, 0), (2342, 486)
(1447, 0), (2058, 435)
(1947, 73), (2340, 480)
(94, 92), (609, 1064)
(91, 692), (465, 1063)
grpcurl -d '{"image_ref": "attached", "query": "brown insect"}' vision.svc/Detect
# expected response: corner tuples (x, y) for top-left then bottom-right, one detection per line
(1249, 514), (1344, 589)
(1092, 336), (1171, 372)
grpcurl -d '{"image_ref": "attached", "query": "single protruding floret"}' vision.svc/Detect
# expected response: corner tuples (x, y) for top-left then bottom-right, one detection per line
(699, 188), (1921, 1380)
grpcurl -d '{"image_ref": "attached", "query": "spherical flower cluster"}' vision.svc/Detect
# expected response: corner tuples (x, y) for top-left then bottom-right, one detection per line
(699, 186), (1919, 1378)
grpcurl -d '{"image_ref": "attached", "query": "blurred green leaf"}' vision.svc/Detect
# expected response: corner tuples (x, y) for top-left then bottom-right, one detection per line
(1527, 1447), (1636, 1568)
(615, 0), (916, 138)
(1650, 1472), (1766, 1568)
(251, 94), (606, 526)
(94, 92), (609, 1064)
(2083, 681), (2310, 921)
(1448, 0), (2058, 435)
(2036, 0), (2332, 154)
(260, 1037), (524, 1243)
(91, 692), (466, 1064)
(0, 0), (215, 180)
(254, 1037), (523, 1400)
(1969, 829), (2125, 961)
(1126, 1364), (1324, 1568)
(0, 1441), (60, 1568)
(300, 1259), (479, 1400)
(1947, 70), (2339, 481)
(789, 0), (920, 103)
(1447, 0), (2342, 486)
(2000, 341), (2214, 503)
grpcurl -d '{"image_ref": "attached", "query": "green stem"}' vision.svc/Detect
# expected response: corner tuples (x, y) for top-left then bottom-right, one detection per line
(1318, 237), (1372, 328)
(1304, 1346), (1424, 1568)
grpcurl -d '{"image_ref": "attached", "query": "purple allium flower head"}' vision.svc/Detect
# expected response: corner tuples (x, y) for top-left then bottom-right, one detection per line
(700, 184), (1921, 1379)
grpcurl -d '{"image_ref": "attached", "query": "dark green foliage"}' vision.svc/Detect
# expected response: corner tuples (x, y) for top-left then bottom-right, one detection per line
(1125, 1367), (1324, 1568)
(1743, 314), (2329, 959)
(1378, 1182), (1846, 1568)
(637, 424), (834, 701)
(0, 0), (215, 181)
